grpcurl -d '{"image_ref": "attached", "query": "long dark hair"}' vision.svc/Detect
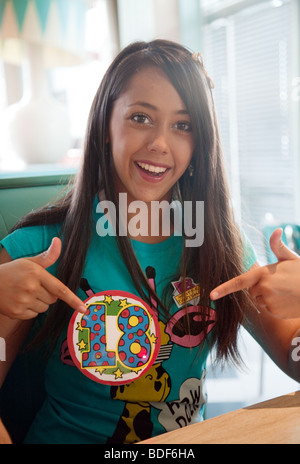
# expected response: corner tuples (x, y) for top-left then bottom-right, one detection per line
(15, 40), (254, 364)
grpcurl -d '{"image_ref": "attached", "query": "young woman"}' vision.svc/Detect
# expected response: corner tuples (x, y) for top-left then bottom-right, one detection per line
(0, 40), (299, 444)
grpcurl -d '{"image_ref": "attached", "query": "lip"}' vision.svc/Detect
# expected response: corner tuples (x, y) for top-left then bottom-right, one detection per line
(135, 160), (171, 183)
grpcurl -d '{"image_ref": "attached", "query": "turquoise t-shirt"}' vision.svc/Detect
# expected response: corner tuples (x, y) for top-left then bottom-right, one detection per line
(0, 198), (257, 444)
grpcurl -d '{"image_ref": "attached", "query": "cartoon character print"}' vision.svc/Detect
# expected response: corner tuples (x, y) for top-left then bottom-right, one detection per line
(63, 271), (216, 444)
(152, 370), (207, 431)
(105, 267), (216, 443)
(107, 363), (171, 444)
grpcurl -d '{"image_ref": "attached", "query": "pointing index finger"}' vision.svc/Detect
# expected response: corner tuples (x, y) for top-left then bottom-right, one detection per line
(40, 270), (86, 313)
(54, 284), (87, 314)
(210, 266), (263, 300)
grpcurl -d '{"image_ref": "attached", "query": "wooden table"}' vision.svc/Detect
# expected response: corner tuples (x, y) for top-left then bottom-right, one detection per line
(140, 390), (300, 444)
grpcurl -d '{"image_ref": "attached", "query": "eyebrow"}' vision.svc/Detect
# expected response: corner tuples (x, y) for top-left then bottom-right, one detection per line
(128, 101), (190, 115)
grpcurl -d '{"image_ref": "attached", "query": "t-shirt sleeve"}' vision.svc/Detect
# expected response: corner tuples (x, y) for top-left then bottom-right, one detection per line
(0, 224), (61, 260)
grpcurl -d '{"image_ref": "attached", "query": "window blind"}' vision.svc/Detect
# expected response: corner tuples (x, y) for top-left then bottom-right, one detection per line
(203, 0), (294, 262)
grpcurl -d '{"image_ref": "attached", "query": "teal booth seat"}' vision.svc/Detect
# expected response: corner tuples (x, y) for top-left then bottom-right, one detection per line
(0, 170), (74, 443)
(0, 171), (73, 241)
(263, 223), (300, 264)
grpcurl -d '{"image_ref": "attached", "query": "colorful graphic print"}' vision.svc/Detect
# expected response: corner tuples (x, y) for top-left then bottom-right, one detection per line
(63, 270), (217, 444)
(68, 291), (161, 385)
(105, 268), (216, 443)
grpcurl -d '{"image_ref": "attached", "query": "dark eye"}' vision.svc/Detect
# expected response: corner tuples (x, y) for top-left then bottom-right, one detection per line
(175, 121), (193, 132)
(131, 113), (152, 125)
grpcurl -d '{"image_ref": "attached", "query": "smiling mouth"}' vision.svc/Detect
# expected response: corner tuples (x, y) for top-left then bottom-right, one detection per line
(136, 161), (169, 177)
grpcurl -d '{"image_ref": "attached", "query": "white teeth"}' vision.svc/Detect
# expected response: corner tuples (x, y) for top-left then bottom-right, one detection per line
(137, 162), (167, 174)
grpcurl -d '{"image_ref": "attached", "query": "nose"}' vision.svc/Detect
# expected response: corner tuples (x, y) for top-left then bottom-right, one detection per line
(147, 127), (169, 155)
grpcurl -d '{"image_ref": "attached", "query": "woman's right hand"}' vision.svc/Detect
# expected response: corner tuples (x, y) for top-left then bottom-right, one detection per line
(0, 237), (87, 320)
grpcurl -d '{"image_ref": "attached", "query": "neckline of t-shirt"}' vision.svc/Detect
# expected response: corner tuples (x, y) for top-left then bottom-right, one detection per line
(130, 233), (183, 254)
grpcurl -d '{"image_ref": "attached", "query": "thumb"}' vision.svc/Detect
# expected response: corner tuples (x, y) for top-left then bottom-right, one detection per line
(270, 228), (299, 262)
(27, 237), (62, 269)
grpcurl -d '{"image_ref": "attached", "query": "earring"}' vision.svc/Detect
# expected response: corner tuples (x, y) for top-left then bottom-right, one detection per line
(188, 164), (194, 177)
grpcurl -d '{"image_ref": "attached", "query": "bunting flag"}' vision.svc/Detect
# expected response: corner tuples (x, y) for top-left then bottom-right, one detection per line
(0, 0), (88, 66)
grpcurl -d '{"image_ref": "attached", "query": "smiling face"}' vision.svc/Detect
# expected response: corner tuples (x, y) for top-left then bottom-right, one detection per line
(108, 67), (194, 206)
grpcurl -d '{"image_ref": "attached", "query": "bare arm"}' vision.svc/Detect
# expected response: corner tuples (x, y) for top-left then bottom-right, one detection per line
(0, 248), (34, 444)
(0, 247), (35, 385)
(210, 230), (300, 382)
(243, 292), (300, 382)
